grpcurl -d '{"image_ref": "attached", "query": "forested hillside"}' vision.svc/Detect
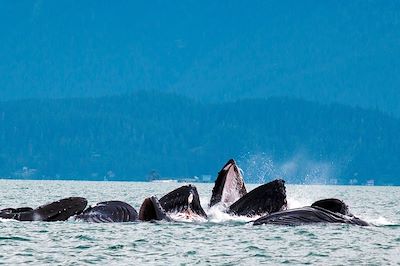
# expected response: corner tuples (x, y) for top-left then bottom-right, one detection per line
(0, 92), (399, 185)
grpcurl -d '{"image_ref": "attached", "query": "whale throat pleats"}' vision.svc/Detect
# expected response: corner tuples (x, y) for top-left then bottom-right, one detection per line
(75, 201), (138, 223)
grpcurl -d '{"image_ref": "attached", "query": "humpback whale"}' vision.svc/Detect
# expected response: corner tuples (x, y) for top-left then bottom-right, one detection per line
(229, 179), (287, 217)
(75, 185), (205, 223)
(0, 184), (207, 223)
(75, 201), (138, 223)
(253, 199), (369, 226)
(209, 159), (287, 217)
(0, 156), (371, 227)
(159, 185), (207, 219)
(0, 197), (87, 221)
(139, 196), (171, 222)
(210, 159), (247, 207)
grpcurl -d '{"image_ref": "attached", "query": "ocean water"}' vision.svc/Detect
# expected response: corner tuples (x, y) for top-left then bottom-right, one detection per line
(0, 180), (399, 265)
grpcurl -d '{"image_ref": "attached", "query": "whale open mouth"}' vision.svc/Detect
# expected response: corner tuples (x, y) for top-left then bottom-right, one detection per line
(159, 185), (207, 220)
(209, 159), (247, 208)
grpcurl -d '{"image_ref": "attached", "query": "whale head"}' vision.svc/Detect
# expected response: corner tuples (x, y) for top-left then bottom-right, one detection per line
(159, 185), (207, 220)
(311, 198), (350, 216)
(229, 179), (287, 217)
(34, 197), (88, 222)
(139, 196), (171, 222)
(209, 159), (247, 208)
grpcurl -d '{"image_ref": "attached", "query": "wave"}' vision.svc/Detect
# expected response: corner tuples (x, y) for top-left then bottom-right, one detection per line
(206, 204), (257, 223)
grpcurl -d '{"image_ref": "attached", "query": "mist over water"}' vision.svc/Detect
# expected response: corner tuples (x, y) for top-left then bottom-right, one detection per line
(0, 180), (399, 265)
(238, 152), (335, 185)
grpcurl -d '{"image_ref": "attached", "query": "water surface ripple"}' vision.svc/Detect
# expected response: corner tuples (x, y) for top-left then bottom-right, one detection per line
(0, 180), (399, 265)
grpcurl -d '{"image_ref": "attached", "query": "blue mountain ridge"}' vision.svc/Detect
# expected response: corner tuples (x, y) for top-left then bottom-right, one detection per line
(0, 91), (398, 185)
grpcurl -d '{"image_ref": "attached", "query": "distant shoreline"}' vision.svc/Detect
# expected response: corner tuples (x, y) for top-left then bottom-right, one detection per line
(0, 177), (398, 187)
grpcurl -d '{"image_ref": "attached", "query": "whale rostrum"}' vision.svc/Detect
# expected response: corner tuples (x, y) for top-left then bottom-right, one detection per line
(210, 159), (247, 208)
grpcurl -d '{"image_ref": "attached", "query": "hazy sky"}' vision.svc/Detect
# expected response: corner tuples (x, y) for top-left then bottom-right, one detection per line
(1, 1), (399, 113)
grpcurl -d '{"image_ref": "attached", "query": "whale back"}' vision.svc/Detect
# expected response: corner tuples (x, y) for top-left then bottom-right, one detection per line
(0, 207), (34, 214)
(75, 201), (138, 223)
(210, 159), (247, 207)
(0, 197), (87, 221)
(159, 185), (207, 218)
(229, 179), (287, 217)
(139, 196), (171, 221)
(34, 197), (88, 221)
(253, 206), (369, 226)
(0, 207), (34, 219)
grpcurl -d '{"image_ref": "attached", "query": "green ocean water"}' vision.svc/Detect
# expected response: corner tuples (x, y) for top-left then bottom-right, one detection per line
(0, 180), (399, 265)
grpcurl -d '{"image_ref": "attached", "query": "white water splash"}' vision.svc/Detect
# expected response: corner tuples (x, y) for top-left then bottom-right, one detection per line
(366, 216), (397, 226)
(286, 197), (311, 209)
(239, 152), (336, 184)
(206, 204), (258, 223)
(0, 218), (19, 223)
